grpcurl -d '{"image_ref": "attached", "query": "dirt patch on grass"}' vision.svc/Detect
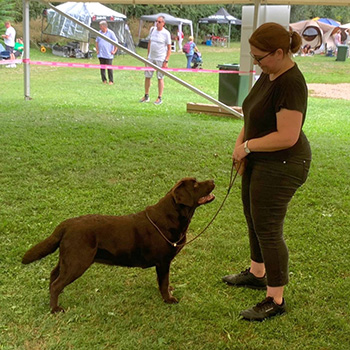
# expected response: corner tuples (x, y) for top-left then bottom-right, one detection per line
(308, 83), (350, 100)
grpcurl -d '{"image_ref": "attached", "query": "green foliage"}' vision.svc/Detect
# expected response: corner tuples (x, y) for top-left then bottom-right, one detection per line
(2, 0), (45, 23)
(290, 5), (350, 23)
(0, 45), (350, 349)
(0, 0), (16, 23)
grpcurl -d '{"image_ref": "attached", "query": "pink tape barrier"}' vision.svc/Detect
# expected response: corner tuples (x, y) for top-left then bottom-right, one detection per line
(0, 59), (23, 65)
(20, 59), (254, 74)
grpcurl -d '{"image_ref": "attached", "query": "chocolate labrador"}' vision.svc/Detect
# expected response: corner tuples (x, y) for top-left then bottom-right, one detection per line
(22, 177), (215, 313)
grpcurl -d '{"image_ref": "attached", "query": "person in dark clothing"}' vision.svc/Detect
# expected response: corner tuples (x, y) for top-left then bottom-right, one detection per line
(222, 22), (311, 321)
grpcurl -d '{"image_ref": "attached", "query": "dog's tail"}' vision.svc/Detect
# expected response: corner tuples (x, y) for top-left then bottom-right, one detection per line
(22, 222), (66, 264)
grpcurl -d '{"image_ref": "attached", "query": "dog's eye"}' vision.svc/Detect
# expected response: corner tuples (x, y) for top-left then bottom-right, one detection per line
(194, 182), (198, 188)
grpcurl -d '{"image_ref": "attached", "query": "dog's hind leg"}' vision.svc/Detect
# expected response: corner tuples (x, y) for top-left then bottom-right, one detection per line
(156, 262), (178, 304)
(50, 263), (60, 288)
(50, 249), (96, 313)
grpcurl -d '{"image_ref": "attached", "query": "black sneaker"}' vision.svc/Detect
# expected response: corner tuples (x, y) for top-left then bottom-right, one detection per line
(240, 297), (286, 321)
(222, 268), (267, 290)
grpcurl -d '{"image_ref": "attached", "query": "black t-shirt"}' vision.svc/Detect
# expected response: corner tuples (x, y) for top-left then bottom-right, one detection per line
(242, 64), (311, 161)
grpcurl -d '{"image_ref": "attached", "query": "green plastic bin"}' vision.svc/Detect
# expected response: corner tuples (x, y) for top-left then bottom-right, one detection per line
(336, 45), (348, 61)
(217, 64), (249, 107)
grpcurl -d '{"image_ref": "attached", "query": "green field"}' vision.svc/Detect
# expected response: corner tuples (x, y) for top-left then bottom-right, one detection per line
(0, 43), (349, 349)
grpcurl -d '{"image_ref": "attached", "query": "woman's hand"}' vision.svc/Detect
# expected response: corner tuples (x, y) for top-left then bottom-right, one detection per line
(232, 142), (247, 162)
(232, 143), (248, 176)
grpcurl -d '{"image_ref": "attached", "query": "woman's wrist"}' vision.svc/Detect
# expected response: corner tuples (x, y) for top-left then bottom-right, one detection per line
(244, 140), (251, 154)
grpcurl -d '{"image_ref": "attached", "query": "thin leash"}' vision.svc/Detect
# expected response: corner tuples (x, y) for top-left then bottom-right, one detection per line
(146, 160), (240, 248)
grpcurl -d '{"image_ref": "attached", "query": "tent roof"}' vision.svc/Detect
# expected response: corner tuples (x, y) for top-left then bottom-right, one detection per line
(37, 0), (350, 6)
(47, 2), (126, 20)
(198, 7), (241, 25)
(140, 13), (192, 26)
(290, 19), (338, 33)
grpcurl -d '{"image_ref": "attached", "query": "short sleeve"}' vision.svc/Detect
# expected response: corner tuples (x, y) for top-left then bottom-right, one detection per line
(274, 71), (308, 115)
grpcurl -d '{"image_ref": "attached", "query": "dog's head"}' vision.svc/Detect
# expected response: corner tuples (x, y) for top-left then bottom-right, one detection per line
(172, 177), (215, 207)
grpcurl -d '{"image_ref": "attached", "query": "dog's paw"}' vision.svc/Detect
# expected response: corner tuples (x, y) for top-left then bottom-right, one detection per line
(51, 306), (65, 314)
(164, 296), (178, 304)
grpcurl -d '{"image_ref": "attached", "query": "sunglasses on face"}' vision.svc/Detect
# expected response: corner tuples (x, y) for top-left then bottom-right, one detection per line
(250, 49), (277, 64)
(156, 20), (164, 23)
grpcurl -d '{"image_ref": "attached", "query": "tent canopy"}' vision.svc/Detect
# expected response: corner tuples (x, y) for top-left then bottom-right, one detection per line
(140, 13), (192, 27)
(55, 1), (126, 21)
(315, 17), (341, 26)
(198, 7), (242, 25)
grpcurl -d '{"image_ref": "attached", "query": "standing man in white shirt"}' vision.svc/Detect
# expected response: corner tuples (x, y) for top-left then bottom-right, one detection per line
(140, 16), (171, 105)
(2, 21), (16, 53)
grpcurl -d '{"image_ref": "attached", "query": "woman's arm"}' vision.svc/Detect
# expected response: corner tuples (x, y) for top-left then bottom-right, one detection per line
(233, 108), (303, 161)
(232, 127), (246, 175)
(234, 126), (245, 150)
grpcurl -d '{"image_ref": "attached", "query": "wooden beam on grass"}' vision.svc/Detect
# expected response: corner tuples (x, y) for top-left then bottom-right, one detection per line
(186, 103), (242, 119)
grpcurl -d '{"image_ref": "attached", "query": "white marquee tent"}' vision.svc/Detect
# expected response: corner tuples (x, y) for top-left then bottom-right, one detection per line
(43, 2), (126, 43)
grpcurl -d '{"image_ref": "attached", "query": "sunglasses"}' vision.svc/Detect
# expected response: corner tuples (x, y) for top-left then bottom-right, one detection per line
(156, 20), (164, 23)
(250, 49), (277, 64)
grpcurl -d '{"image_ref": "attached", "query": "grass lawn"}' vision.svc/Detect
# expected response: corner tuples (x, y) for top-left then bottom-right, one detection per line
(0, 43), (350, 350)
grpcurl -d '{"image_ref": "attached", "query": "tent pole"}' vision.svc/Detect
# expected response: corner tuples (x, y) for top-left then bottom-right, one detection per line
(137, 19), (142, 44)
(45, 2), (243, 119)
(23, 0), (31, 100)
(228, 23), (231, 48)
(248, 0), (261, 90)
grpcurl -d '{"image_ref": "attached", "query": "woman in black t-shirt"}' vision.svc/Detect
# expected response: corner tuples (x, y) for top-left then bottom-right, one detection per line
(222, 23), (311, 321)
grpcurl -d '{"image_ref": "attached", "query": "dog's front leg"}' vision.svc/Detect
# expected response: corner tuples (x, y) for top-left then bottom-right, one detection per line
(156, 263), (178, 304)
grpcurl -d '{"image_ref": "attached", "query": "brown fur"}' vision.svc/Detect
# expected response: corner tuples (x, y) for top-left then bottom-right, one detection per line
(22, 177), (215, 313)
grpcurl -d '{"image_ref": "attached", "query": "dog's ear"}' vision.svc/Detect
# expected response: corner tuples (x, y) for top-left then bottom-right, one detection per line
(172, 181), (194, 207)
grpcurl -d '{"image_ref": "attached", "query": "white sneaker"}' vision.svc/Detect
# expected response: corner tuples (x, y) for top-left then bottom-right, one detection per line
(154, 98), (163, 105)
(139, 95), (150, 103)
